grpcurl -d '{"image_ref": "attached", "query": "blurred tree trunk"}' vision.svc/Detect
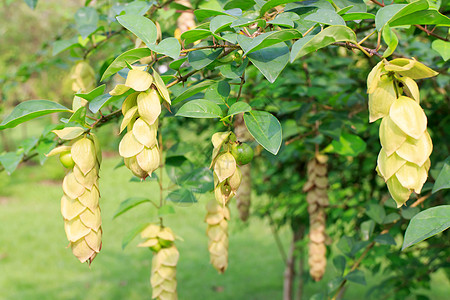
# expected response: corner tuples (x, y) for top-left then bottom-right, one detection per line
(295, 226), (305, 300)
(283, 235), (296, 300)
(284, 227), (304, 300)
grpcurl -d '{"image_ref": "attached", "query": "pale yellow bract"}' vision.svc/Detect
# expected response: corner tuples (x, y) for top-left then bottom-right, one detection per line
(138, 224), (179, 300)
(367, 58), (437, 207)
(303, 155), (329, 282)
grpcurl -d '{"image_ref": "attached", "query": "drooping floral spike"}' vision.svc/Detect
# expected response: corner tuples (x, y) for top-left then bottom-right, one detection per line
(367, 58), (437, 207)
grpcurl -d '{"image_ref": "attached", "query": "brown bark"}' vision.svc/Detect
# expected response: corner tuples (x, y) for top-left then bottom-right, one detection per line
(295, 226), (305, 300)
(284, 227), (304, 300)
(283, 235), (297, 300)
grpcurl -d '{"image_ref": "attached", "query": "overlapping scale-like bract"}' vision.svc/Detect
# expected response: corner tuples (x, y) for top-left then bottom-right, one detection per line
(69, 61), (96, 93)
(138, 224), (178, 300)
(58, 135), (102, 264)
(205, 200), (230, 273)
(205, 131), (243, 273)
(367, 59), (437, 207)
(303, 154), (329, 281)
(111, 67), (167, 179)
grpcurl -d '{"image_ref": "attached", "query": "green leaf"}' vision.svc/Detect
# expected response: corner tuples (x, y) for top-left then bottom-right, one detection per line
(402, 205), (450, 250)
(68, 107), (86, 126)
(374, 233), (396, 245)
(248, 43), (290, 83)
(345, 269), (366, 285)
(334, 0), (367, 13)
(290, 25), (356, 62)
(180, 29), (218, 45)
(122, 223), (150, 250)
(194, 9), (231, 22)
(401, 206), (420, 220)
(327, 277), (344, 293)
(188, 48), (223, 70)
(375, 0), (429, 31)
(337, 236), (354, 256)
(0, 100), (70, 130)
(23, 0), (38, 9)
(227, 102), (251, 117)
(361, 220), (375, 241)
(304, 9), (346, 26)
(166, 188), (197, 203)
(389, 9), (450, 27)
(0, 152), (24, 175)
(333, 255), (346, 275)
(244, 111), (282, 155)
(52, 37), (80, 56)
(224, 0), (256, 10)
(210, 15), (237, 33)
(172, 80), (215, 105)
(267, 15), (294, 28)
(158, 205), (175, 217)
(116, 14), (157, 47)
(382, 25), (398, 58)
(204, 81), (231, 104)
(259, 0), (299, 17)
(165, 156), (192, 184)
(115, 1), (152, 15)
(432, 40), (450, 62)
(149, 37), (181, 60)
(89, 90), (133, 113)
(75, 7), (99, 39)
(383, 212), (401, 224)
(19, 137), (39, 155)
(179, 167), (214, 193)
(113, 197), (151, 219)
(365, 203), (386, 224)
(432, 157), (450, 193)
(342, 12), (375, 21)
(169, 58), (188, 70)
(101, 48), (152, 81)
(176, 100), (223, 118)
(36, 139), (57, 165)
(238, 29), (302, 55)
(326, 132), (367, 157)
(218, 58), (249, 79)
(75, 84), (106, 101)
(231, 17), (267, 29)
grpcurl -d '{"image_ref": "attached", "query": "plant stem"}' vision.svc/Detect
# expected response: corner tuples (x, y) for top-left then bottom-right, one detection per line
(267, 211), (288, 264)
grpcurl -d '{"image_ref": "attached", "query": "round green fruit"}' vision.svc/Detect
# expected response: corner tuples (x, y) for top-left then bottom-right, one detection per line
(233, 51), (243, 64)
(231, 143), (254, 165)
(158, 238), (173, 248)
(59, 151), (75, 169)
(150, 243), (162, 252)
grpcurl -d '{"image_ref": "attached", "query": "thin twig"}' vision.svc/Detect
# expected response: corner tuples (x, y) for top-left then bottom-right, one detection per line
(369, 0), (449, 42)
(266, 211), (288, 264)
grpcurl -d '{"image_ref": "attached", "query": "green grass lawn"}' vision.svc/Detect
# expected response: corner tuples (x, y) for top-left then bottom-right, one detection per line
(0, 153), (449, 300)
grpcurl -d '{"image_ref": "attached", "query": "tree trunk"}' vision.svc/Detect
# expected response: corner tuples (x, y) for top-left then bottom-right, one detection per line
(284, 227), (304, 300)
(295, 226), (305, 300)
(283, 236), (296, 300)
